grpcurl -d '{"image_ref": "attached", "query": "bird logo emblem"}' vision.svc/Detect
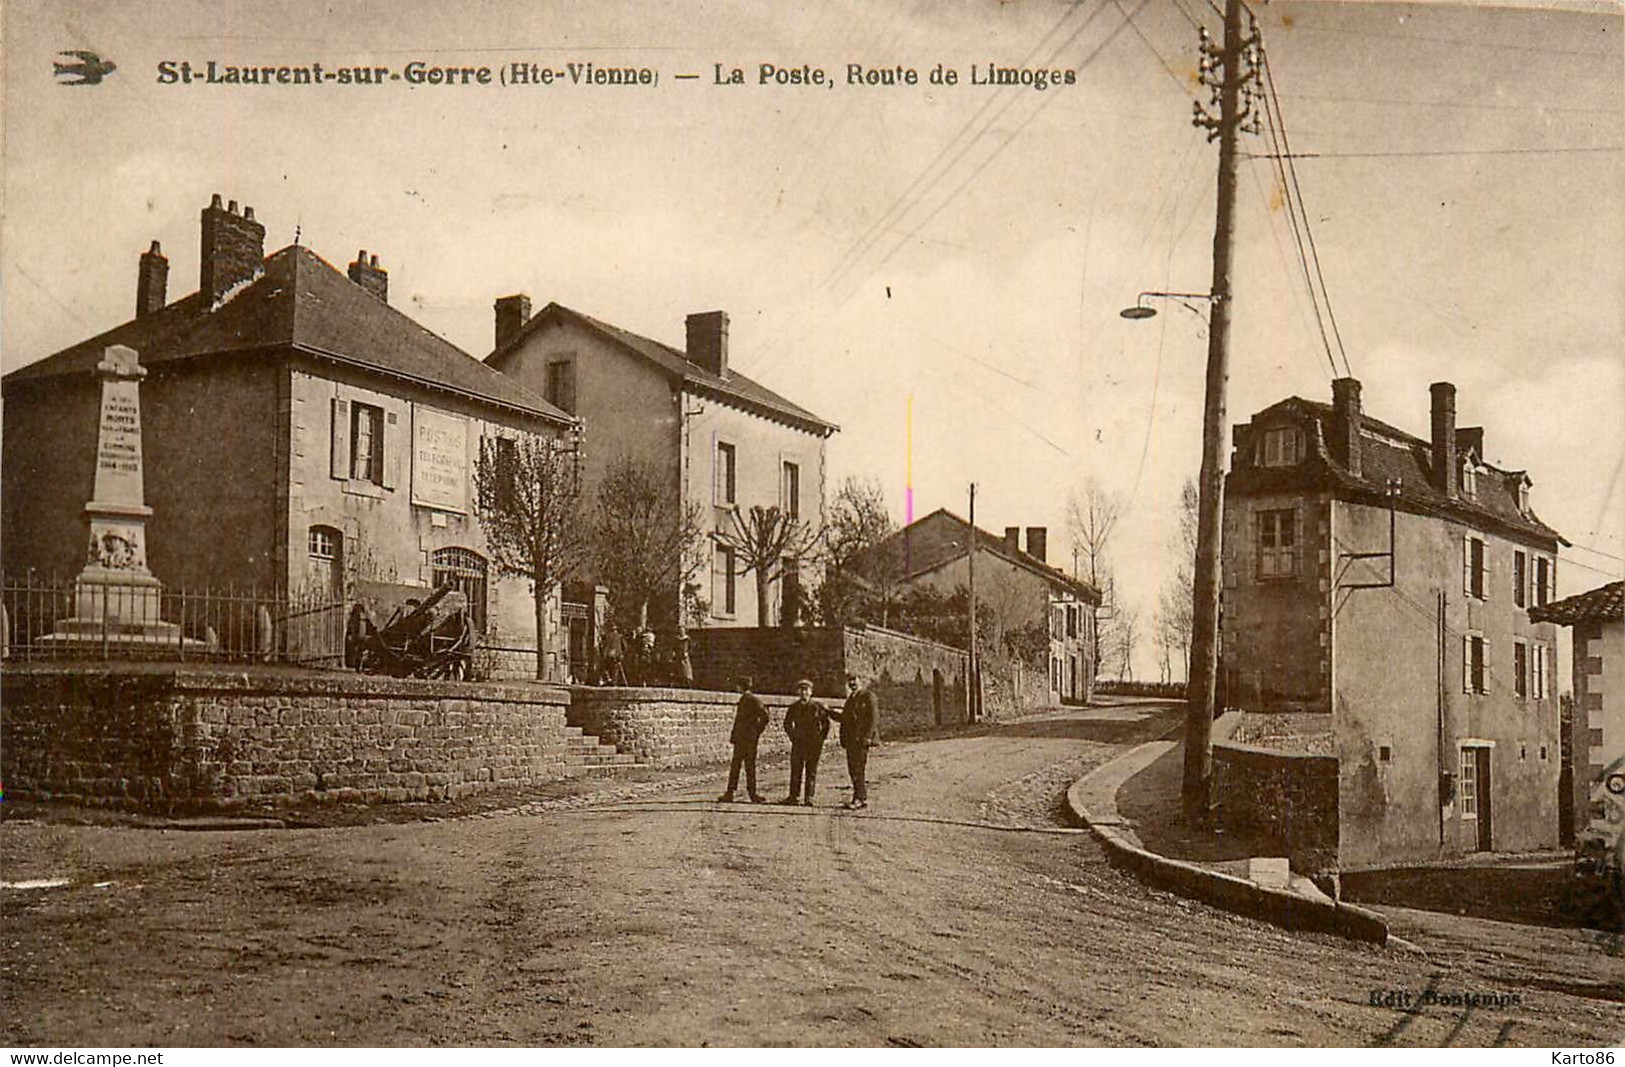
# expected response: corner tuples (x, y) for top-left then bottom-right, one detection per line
(54, 50), (117, 86)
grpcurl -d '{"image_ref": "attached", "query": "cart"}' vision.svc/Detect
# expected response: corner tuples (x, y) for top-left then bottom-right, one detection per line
(345, 583), (474, 680)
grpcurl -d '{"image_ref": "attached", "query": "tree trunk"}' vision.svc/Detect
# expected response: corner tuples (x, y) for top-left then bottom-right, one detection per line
(755, 570), (772, 628)
(534, 576), (550, 681)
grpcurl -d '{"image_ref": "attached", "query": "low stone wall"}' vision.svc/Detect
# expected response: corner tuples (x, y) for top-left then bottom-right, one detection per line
(686, 624), (970, 736)
(1213, 722), (1341, 873)
(1, 664), (572, 810)
(567, 686), (810, 768)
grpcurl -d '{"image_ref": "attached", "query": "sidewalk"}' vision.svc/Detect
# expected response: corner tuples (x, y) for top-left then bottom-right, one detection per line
(1067, 736), (1390, 944)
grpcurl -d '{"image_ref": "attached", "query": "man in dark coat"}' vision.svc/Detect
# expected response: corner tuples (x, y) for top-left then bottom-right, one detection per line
(826, 672), (879, 809)
(779, 679), (830, 806)
(717, 675), (769, 803)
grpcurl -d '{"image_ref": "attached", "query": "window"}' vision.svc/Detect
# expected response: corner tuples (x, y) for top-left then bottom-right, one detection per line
(350, 402), (384, 483)
(494, 436), (519, 509)
(714, 544), (737, 616)
(1516, 480), (1530, 514)
(1462, 535), (1486, 600)
(1534, 556), (1552, 608)
(544, 360), (576, 414)
(308, 525), (343, 596)
(432, 547), (489, 632)
(1257, 509), (1297, 579)
(1514, 640), (1528, 699)
(1067, 604), (1078, 639)
(1258, 427), (1300, 467)
(782, 461), (800, 520)
(1461, 460), (1478, 500)
(716, 442), (737, 506)
(1513, 551), (1527, 609)
(1460, 748), (1478, 818)
(1532, 643), (1548, 700)
(1462, 633), (1486, 694)
(1379, 745), (1393, 763)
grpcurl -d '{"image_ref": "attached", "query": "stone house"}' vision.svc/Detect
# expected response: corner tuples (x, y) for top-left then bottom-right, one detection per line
(852, 508), (1101, 704)
(1, 195), (577, 676)
(1220, 376), (1567, 866)
(483, 299), (838, 641)
(1530, 580), (1623, 840)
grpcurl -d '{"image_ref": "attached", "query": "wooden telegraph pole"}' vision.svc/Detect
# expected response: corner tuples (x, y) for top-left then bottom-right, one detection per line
(968, 481), (979, 721)
(1183, 0), (1261, 821)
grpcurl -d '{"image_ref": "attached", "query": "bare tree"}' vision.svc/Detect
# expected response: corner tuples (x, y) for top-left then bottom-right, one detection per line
(715, 504), (821, 628)
(1110, 601), (1140, 682)
(592, 455), (706, 631)
(1156, 476), (1199, 681)
(472, 432), (585, 681)
(1065, 480), (1121, 668)
(821, 476), (900, 626)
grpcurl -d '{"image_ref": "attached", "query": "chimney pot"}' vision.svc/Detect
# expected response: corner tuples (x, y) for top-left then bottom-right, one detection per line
(243, 206), (255, 221)
(1025, 526), (1048, 563)
(201, 193), (267, 305)
(227, 199), (238, 214)
(1430, 381), (1458, 497)
(347, 250), (389, 303)
(369, 253), (378, 267)
(1331, 377), (1363, 478)
(136, 238), (170, 318)
(1003, 526), (1020, 555)
(495, 294), (532, 351)
(685, 311), (730, 378)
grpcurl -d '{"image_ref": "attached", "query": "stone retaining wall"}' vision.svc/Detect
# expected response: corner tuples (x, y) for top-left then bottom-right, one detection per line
(1, 664), (571, 810)
(1213, 728), (1341, 874)
(567, 686), (814, 768)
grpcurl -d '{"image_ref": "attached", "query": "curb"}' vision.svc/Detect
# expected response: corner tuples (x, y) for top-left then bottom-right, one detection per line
(1067, 741), (1389, 946)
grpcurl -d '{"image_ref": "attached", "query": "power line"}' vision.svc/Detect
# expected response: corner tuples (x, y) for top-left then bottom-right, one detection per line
(1245, 146), (1623, 160)
(1275, 23), (1618, 61)
(1274, 91), (1621, 117)
(1113, 0), (1193, 98)
(1260, 42), (1352, 379)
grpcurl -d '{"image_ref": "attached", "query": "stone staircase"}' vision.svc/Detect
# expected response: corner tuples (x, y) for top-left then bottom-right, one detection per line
(561, 723), (646, 777)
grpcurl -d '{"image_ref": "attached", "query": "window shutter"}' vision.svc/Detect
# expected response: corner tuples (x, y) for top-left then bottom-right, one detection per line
(330, 398), (351, 480)
(1462, 534), (1471, 597)
(711, 430), (720, 507)
(1462, 635), (1471, 694)
(1476, 539), (1487, 601)
(382, 409), (402, 490)
(1477, 639), (1487, 694)
(1293, 507), (1303, 577)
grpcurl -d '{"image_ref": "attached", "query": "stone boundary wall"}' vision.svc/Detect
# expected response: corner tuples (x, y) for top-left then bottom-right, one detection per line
(686, 625), (971, 737)
(1, 664), (572, 811)
(1213, 726), (1341, 874)
(567, 686), (821, 768)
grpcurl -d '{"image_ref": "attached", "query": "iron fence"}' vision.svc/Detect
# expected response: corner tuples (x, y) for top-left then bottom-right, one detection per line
(0, 574), (349, 666)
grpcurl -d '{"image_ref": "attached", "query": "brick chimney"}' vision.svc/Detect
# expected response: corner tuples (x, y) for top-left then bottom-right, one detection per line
(494, 294), (531, 351)
(686, 311), (729, 378)
(347, 249), (388, 303)
(1003, 526), (1020, 556)
(200, 194), (266, 306)
(136, 240), (168, 318)
(1430, 382), (1458, 497)
(1331, 377), (1363, 477)
(1026, 527), (1048, 563)
(1457, 426), (1483, 459)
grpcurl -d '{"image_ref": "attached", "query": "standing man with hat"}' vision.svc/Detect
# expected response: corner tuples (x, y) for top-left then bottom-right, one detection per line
(827, 672), (879, 809)
(717, 675), (769, 803)
(779, 679), (831, 806)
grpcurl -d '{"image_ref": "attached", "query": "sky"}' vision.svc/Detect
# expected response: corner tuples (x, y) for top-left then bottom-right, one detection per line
(4, 0), (1622, 681)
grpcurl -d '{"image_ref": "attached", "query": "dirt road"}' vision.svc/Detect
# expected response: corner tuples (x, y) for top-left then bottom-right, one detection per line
(3, 702), (1620, 1046)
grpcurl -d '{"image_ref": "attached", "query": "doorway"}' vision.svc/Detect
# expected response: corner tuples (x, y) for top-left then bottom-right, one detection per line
(1475, 746), (1493, 852)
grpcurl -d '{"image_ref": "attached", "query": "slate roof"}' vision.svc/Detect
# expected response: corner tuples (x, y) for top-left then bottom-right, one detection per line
(1529, 581), (1623, 626)
(856, 508), (1102, 604)
(1229, 395), (1566, 550)
(3, 246), (569, 423)
(486, 301), (838, 435)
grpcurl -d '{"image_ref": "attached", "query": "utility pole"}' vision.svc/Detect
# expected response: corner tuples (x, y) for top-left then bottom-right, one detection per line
(1183, 0), (1262, 821)
(967, 481), (979, 721)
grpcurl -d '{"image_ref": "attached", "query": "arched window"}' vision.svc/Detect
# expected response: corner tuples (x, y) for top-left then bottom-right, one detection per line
(432, 547), (489, 631)
(308, 525), (343, 598)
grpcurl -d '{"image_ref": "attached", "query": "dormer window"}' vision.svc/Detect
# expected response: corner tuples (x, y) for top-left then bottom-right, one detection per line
(1515, 478), (1530, 514)
(1460, 457), (1478, 500)
(1258, 426), (1301, 467)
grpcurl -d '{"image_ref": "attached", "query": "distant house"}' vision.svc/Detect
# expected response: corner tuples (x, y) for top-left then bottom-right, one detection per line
(1, 195), (575, 676)
(1530, 580), (1623, 841)
(1221, 376), (1568, 865)
(484, 300), (838, 643)
(853, 508), (1102, 704)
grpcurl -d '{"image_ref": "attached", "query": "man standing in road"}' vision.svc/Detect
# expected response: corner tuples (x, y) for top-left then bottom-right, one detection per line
(779, 679), (830, 807)
(827, 672), (879, 809)
(718, 675), (769, 803)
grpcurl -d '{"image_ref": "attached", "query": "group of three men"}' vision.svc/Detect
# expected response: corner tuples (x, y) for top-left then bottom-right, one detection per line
(717, 674), (879, 810)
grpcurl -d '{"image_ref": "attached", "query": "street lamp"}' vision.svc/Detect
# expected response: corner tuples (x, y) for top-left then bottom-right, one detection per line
(1120, 291), (1215, 320)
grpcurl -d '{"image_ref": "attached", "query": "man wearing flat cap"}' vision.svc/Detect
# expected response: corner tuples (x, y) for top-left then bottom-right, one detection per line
(779, 679), (831, 806)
